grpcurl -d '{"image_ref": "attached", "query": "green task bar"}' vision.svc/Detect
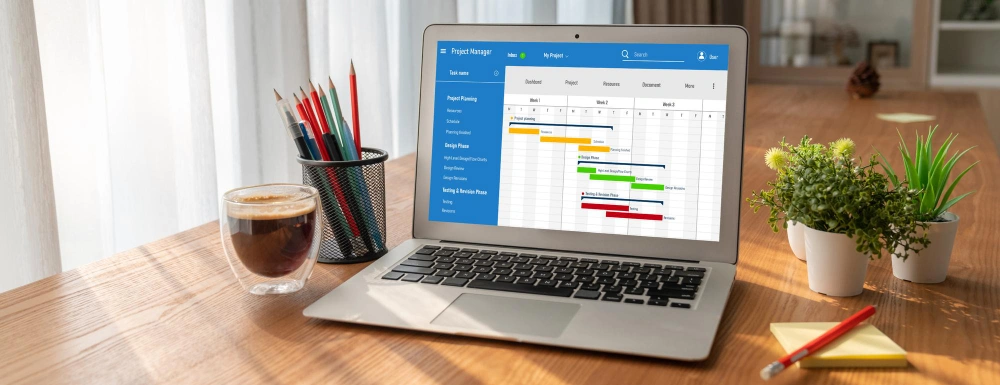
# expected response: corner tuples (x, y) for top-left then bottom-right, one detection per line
(590, 174), (636, 182)
(631, 183), (665, 191)
(577, 167), (597, 174)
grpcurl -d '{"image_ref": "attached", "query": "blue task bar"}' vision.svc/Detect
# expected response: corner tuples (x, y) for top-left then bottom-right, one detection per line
(509, 122), (613, 130)
(578, 160), (665, 168)
(582, 196), (663, 205)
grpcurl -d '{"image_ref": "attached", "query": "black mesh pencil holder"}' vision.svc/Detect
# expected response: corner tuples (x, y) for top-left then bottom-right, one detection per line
(299, 148), (389, 264)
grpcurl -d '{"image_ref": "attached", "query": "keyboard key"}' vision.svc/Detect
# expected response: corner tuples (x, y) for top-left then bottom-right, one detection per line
(436, 257), (456, 263)
(476, 273), (496, 281)
(559, 257), (579, 261)
(513, 263), (533, 270)
(554, 267), (574, 274)
(633, 267), (651, 274)
(472, 266), (492, 274)
(499, 251), (517, 256)
(538, 279), (558, 287)
(471, 253), (491, 260)
(659, 283), (697, 292)
(401, 259), (434, 268)
(624, 298), (644, 304)
(513, 270), (532, 278)
(602, 285), (623, 293)
(570, 262), (590, 269)
(622, 262), (640, 267)
(625, 287), (645, 295)
(408, 254), (436, 261)
(529, 259), (549, 266)
(401, 274), (424, 282)
(640, 281), (659, 289)
(468, 280), (574, 297)
(512, 257), (530, 263)
(648, 299), (668, 306)
(479, 250), (498, 255)
(551, 260), (570, 267)
(461, 248), (479, 253)
(664, 265), (684, 271)
(684, 278), (704, 286)
(574, 276), (595, 283)
(675, 271), (705, 278)
(454, 252), (473, 258)
(574, 290), (601, 300)
(533, 265), (553, 272)
(433, 250), (454, 257)
(494, 268), (513, 275)
(671, 302), (692, 309)
(639, 274), (658, 281)
(595, 277), (616, 285)
(604, 260), (620, 265)
(575, 269), (595, 276)
(581, 284), (601, 291)
(661, 276), (681, 284)
(473, 260), (494, 267)
(496, 275), (516, 283)
(643, 263), (662, 269)
(618, 273), (637, 280)
(620, 279), (639, 287)
(453, 265), (473, 272)
(554, 273), (574, 281)
(455, 258), (474, 265)
(421, 275), (443, 284)
(489, 255), (510, 262)
(422, 245), (441, 250)
(441, 277), (468, 287)
(649, 291), (696, 300)
(496, 262), (514, 268)
(435, 270), (455, 277)
(611, 266), (630, 273)
(392, 265), (434, 275)
(441, 247), (460, 251)
(415, 249), (436, 255)
(533, 272), (553, 279)
(596, 271), (615, 278)
(686, 267), (707, 272)
(434, 263), (454, 270)
(602, 294), (623, 302)
(539, 255), (558, 260)
(558, 281), (579, 289)
(519, 253), (538, 258)
(455, 272), (476, 279)
(592, 264), (612, 271)
(382, 272), (404, 280)
(515, 277), (538, 285)
(581, 258), (599, 263)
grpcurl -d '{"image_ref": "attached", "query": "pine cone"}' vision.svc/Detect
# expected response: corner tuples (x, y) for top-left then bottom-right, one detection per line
(846, 61), (880, 99)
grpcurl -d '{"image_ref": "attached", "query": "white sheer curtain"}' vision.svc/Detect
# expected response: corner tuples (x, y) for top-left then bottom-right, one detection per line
(2, 0), (622, 291)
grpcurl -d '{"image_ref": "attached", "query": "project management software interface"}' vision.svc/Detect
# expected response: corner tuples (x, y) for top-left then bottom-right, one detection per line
(429, 41), (729, 241)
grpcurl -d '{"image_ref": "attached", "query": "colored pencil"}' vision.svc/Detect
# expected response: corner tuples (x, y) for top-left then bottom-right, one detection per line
(273, 90), (310, 159)
(299, 88), (331, 159)
(760, 305), (878, 380)
(317, 87), (345, 161)
(349, 61), (362, 155)
(327, 77), (354, 160)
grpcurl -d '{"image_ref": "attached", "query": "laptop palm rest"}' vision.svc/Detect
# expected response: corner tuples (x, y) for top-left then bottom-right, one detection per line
(431, 294), (579, 338)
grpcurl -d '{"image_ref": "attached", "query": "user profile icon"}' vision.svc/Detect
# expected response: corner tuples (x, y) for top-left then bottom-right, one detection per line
(698, 51), (706, 62)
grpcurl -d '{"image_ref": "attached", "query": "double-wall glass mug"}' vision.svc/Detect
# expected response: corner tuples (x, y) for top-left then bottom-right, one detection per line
(220, 184), (322, 294)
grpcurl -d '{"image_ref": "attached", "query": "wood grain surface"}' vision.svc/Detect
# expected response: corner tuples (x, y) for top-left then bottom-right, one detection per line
(1, 85), (998, 384)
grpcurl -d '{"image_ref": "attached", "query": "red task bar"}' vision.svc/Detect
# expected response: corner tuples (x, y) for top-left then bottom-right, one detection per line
(581, 202), (630, 211)
(606, 211), (663, 221)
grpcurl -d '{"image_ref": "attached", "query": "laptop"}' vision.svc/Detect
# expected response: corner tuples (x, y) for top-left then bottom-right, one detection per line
(304, 24), (747, 361)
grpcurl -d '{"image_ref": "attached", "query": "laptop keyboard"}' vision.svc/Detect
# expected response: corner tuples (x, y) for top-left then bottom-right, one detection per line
(380, 245), (705, 308)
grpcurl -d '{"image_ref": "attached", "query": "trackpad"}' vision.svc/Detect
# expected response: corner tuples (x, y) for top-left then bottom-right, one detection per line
(431, 294), (579, 338)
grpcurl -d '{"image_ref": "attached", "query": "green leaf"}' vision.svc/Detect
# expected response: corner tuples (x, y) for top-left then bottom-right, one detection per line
(936, 191), (974, 218)
(939, 161), (978, 211)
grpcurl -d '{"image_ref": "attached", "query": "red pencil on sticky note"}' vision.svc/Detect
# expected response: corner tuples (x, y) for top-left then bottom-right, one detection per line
(349, 61), (361, 155)
(760, 305), (877, 380)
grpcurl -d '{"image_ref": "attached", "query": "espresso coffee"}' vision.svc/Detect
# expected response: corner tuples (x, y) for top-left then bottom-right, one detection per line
(226, 194), (317, 278)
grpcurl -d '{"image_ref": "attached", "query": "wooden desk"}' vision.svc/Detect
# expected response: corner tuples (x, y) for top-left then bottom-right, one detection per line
(2, 85), (998, 384)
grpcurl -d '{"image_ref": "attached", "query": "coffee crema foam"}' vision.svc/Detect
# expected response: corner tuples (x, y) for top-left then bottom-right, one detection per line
(227, 193), (316, 220)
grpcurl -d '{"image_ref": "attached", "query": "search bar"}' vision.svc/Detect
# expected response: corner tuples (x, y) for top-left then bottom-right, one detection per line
(622, 59), (685, 63)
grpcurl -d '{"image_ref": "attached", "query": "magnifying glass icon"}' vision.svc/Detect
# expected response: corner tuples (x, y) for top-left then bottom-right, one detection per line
(621, 50), (629, 59)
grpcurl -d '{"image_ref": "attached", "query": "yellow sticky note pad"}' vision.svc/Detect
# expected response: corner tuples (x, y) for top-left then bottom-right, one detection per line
(770, 323), (907, 368)
(876, 112), (936, 124)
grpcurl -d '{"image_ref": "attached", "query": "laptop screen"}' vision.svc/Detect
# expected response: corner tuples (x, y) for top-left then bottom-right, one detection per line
(428, 41), (729, 242)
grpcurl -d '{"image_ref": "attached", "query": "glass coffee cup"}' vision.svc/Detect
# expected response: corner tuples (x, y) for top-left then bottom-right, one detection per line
(220, 184), (322, 295)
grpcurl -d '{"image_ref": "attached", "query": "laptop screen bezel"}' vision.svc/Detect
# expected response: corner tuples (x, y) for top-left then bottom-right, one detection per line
(412, 24), (747, 265)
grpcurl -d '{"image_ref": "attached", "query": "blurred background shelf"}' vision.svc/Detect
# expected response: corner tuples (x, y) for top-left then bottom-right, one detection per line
(931, 0), (1000, 87)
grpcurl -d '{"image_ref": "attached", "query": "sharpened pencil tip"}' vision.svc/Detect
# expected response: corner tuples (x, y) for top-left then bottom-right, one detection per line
(350, 60), (355, 74)
(273, 89), (282, 101)
(293, 93), (301, 103)
(308, 81), (317, 92)
(328, 76), (334, 89)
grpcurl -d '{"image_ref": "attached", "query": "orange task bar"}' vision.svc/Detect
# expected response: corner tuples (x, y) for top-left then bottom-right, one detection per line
(540, 136), (591, 144)
(509, 127), (540, 135)
(578, 145), (611, 152)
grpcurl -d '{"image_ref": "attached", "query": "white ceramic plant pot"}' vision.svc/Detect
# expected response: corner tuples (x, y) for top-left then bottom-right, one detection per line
(803, 225), (869, 297)
(786, 220), (806, 261)
(892, 212), (959, 284)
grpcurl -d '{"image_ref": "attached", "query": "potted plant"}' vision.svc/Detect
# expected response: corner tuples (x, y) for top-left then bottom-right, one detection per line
(877, 126), (978, 283)
(750, 137), (927, 296)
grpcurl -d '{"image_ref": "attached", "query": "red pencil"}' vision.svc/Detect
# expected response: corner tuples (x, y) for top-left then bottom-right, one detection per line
(308, 81), (331, 134)
(349, 61), (361, 155)
(760, 305), (877, 380)
(299, 88), (330, 161)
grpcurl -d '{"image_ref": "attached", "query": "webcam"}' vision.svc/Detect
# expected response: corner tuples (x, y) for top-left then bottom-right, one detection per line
(574, 34), (580, 39)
